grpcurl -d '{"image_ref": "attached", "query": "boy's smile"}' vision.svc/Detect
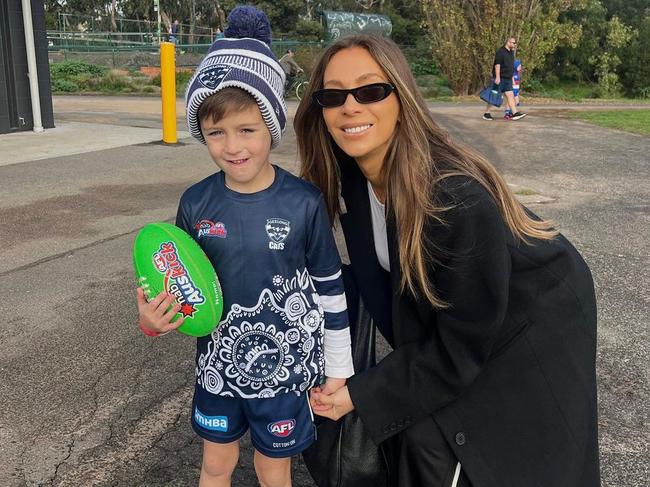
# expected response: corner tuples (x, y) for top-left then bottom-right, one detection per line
(200, 105), (274, 193)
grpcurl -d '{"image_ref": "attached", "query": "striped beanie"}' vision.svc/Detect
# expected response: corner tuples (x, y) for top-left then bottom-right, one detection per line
(185, 6), (287, 148)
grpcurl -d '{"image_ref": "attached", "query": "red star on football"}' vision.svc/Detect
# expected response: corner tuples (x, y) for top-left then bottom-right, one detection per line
(180, 303), (196, 317)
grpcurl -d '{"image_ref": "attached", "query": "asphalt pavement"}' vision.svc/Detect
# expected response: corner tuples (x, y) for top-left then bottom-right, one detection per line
(0, 96), (647, 486)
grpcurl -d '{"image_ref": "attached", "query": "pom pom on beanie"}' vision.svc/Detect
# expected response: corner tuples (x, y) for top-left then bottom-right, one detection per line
(224, 5), (272, 45)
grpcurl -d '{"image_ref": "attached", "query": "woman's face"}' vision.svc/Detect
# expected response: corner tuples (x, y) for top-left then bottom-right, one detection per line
(321, 47), (400, 177)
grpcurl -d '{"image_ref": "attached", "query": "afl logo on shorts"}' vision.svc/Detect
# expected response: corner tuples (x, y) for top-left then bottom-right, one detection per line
(268, 419), (295, 437)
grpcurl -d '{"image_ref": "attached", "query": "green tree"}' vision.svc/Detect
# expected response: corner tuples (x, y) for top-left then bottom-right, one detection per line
(210, 0), (305, 35)
(44, 0), (65, 29)
(589, 16), (636, 96)
(382, 0), (424, 45)
(620, 15), (650, 97)
(544, 0), (648, 93)
(293, 19), (325, 41)
(544, 0), (608, 82)
(420, 0), (585, 95)
(601, 0), (650, 29)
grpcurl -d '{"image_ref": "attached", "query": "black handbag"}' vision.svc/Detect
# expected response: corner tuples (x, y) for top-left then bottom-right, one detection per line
(302, 267), (390, 487)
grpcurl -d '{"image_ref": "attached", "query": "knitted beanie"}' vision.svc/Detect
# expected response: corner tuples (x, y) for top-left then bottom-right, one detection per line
(185, 6), (287, 148)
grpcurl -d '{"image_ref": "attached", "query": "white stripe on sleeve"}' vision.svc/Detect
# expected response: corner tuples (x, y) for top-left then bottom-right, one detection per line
(311, 270), (342, 282)
(324, 328), (354, 378)
(319, 293), (347, 313)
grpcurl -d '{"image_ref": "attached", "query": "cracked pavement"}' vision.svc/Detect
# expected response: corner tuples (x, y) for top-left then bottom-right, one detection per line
(0, 97), (647, 486)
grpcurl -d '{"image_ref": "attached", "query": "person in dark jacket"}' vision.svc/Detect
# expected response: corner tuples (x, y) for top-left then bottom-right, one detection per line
(294, 34), (600, 487)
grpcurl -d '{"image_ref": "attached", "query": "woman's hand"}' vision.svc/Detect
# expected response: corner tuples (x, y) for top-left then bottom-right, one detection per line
(321, 377), (346, 395)
(310, 385), (355, 421)
(310, 376), (346, 412)
(136, 288), (184, 336)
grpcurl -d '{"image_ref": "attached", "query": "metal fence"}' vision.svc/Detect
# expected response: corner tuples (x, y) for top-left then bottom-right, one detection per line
(56, 13), (213, 45)
(48, 31), (215, 50)
(47, 40), (328, 70)
(47, 36), (430, 78)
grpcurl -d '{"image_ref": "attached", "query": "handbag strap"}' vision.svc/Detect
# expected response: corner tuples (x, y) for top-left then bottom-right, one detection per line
(341, 265), (377, 372)
(351, 297), (377, 371)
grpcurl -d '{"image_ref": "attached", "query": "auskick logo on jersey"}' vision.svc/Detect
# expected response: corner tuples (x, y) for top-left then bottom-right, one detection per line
(195, 219), (227, 238)
(268, 419), (295, 437)
(265, 218), (290, 250)
(198, 65), (231, 90)
(153, 242), (205, 317)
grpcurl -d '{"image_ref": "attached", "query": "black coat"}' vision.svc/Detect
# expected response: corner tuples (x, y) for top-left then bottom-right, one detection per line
(340, 160), (601, 487)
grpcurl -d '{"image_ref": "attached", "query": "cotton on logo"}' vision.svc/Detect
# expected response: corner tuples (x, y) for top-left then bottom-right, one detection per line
(268, 419), (295, 437)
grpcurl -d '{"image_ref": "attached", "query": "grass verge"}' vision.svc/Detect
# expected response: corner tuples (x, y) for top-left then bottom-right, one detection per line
(567, 110), (650, 136)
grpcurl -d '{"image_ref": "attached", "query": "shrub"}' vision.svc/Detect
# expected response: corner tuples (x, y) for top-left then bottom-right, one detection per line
(176, 70), (194, 95)
(411, 58), (439, 76)
(140, 85), (159, 94)
(150, 70), (193, 95)
(416, 74), (437, 88)
(418, 84), (454, 99)
(70, 72), (98, 88)
(96, 71), (132, 92)
(49, 59), (193, 95)
(543, 73), (560, 87)
(51, 79), (79, 92)
(50, 60), (107, 78)
(524, 77), (544, 94)
(293, 19), (324, 42)
(416, 74), (450, 88)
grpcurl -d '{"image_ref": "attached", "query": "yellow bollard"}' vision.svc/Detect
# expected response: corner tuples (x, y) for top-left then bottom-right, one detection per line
(160, 42), (177, 144)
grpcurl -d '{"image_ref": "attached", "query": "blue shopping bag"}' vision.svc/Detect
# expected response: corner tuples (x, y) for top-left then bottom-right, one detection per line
(480, 84), (503, 107)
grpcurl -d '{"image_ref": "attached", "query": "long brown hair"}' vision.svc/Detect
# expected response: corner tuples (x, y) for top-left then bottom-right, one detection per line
(294, 35), (557, 308)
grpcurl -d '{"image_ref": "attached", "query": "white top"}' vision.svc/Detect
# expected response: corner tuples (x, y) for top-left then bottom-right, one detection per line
(367, 180), (390, 272)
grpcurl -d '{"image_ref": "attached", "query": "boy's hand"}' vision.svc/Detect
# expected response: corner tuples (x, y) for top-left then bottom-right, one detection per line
(310, 385), (354, 421)
(309, 377), (346, 413)
(136, 288), (185, 336)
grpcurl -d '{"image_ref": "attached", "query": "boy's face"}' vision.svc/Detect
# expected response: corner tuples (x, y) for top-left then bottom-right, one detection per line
(200, 105), (274, 193)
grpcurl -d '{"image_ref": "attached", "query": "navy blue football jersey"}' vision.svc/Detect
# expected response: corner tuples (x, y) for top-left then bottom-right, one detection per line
(176, 166), (350, 399)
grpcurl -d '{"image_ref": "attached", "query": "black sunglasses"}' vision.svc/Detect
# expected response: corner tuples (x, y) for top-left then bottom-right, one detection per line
(312, 83), (396, 108)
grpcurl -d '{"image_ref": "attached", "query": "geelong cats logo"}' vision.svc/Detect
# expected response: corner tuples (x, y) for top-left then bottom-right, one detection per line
(265, 218), (290, 250)
(198, 65), (231, 90)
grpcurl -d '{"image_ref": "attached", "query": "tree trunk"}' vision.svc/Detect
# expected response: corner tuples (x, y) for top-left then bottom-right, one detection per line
(111, 0), (117, 32)
(190, 0), (196, 45)
(214, 1), (226, 32)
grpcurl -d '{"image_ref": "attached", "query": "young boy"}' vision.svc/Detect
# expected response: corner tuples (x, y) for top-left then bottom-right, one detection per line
(136, 7), (354, 486)
(505, 58), (522, 119)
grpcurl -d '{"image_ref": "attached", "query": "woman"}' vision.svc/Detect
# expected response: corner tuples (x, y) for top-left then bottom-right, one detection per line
(295, 35), (600, 487)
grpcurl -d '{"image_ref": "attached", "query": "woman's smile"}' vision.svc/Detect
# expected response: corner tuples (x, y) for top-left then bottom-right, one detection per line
(341, 123), (373, 135)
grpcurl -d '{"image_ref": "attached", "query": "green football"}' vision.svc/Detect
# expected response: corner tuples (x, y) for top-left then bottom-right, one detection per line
(133, 222), (223, 337)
